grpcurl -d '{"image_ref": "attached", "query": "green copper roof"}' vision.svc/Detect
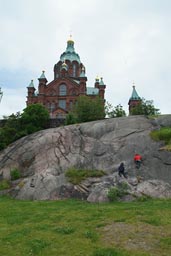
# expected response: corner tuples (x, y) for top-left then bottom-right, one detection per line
(60, 39), (81, 63)
(28, 80), (35, 87)
(87, 87), (99, 95)
(39, 71), (46, 79)
(130, 86), (141, 100)
(99, 77), (105, 86)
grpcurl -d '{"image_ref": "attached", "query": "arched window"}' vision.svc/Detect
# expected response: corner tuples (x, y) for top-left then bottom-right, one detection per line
(51, 102), (55, 111)
(59, 84), (67, 96)
(59, 100), (66, 110)
(46, 102), (51, 110)
(73, 64), (76, 77)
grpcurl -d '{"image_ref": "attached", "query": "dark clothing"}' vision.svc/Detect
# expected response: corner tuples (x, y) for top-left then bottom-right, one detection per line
(118, 163), (127, 178)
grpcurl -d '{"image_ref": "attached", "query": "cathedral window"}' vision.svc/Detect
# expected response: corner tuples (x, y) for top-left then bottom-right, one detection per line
(59, 84), (67, 96)
(73, 64), (76, 77)
(47, 102), (51, 110)
(69, 101), (73, 110)
(59, 100), (66, 110)
(51, 102), (55, 111)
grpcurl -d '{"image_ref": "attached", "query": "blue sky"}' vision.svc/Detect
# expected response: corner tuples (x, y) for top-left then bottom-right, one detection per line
(0, 0), (171, 117)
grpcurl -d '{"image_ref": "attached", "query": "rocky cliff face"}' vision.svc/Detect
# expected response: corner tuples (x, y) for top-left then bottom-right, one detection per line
(0, 115), (171, 201)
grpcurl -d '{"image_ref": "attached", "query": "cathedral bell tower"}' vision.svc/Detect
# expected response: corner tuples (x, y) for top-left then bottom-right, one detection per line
(128, 84), (141, 114)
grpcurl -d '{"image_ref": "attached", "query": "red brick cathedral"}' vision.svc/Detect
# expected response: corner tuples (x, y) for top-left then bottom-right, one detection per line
(26, 36), (106, 119)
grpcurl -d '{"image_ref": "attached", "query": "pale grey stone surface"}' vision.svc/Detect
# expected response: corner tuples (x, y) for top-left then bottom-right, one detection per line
(0, 115), (171, 201)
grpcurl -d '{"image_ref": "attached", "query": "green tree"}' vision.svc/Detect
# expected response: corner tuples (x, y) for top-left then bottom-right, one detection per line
(65, 112), (77, 125)
(66, 96), (105, 124)
(130, 98), (160, 116)
(105, 102), (126, 118)
(21, 104), (49, 133)
(0, 113), (22, 150)
(0, 104), (50, 151)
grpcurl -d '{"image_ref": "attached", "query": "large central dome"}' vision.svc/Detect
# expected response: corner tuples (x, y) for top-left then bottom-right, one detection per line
(60, 37), (81, 63)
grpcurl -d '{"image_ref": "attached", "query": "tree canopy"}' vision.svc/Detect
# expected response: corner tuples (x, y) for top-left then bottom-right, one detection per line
(130, 98), (160, 116)
(65, 96), (105, 125)
(105, 102), (126, 118)
(0, 104), (49, 151)
(21, 104), (49, 133)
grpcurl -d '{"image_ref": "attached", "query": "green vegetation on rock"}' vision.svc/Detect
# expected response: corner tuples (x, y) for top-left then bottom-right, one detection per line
(10, 168), (21, 180)
(0, 180), (10, 190)
(150, 127), (171, 151)
(107, 182), (129, 201)
(65, 168), (106, 184)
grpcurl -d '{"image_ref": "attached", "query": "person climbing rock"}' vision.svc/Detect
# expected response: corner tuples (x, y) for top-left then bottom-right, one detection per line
(118, 162), (128, 178)
(134, 153), (142, 169)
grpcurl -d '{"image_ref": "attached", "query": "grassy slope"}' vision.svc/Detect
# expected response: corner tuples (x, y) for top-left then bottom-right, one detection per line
(0, 196), (171, 256)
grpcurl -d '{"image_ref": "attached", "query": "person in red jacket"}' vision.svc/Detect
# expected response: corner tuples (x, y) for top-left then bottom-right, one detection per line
(134, 153), (142, 169)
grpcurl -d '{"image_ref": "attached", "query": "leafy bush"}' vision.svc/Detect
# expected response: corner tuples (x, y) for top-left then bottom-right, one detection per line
(65, 168), (106, 184)
(10, 168), (21, 180)
(136, 195), (152, 202)
(65, 112), (77, 125)
(107, 183), (129, 202)
(0, 179), (10, 190)
(105, 102), (126, 118)
(151, 127), (171, 144)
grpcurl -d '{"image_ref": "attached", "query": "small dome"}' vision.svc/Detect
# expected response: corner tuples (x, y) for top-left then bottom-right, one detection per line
(39, 70), (46, 79)
(95, 76), (100, 82)
(60, 37), (81, 63)
(129, 85), (141, 100)
(99, 77), (104, 86)
(28, 80), (35, 87)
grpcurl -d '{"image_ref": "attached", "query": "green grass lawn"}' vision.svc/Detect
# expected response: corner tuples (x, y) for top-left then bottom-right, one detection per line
(0, 196), (171, 256)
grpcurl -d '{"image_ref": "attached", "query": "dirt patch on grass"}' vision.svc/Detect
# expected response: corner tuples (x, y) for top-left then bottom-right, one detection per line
(99, 222), (171, 255)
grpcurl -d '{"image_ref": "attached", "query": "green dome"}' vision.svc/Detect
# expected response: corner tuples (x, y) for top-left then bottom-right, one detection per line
(60, 39), (81, 63)
(129, 86), (141, 100)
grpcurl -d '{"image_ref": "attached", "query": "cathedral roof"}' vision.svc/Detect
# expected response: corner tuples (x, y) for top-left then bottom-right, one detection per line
(99, 77), (105, 86)
(87, 87), (99, 95)
(129, 85), (141, 100)
(28, 80), (35, 87)
(60, 36), (81, 63)
(39, 71), (46, 79)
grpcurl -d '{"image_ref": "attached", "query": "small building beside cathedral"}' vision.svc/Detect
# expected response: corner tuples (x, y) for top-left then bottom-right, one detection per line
(26, 37), (106, 119)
